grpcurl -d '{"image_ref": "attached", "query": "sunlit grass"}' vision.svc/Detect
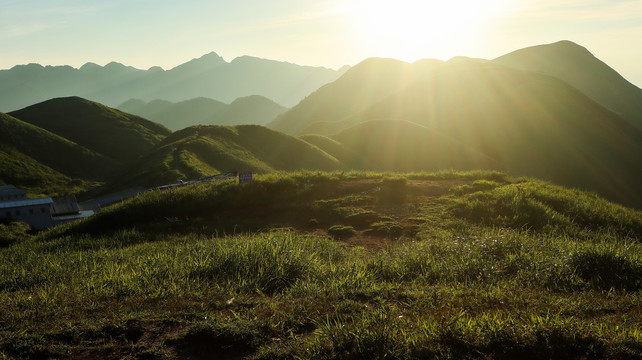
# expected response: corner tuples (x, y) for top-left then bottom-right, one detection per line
(1, 171), (641, 358)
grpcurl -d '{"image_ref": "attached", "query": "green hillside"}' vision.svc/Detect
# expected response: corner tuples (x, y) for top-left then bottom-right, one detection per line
(0, 146), (97, 196)
(3, 171), (641, 358)
(329, 120), (502, 171)
(106, 125), (343, 189)
(9, 96), (171, 163)
(0, 112), (120, 182)
(298, 134), (363, 166)
(268, 49), (642, 208)
(357, 61), (642, 207)
(494, 40), (642, 129)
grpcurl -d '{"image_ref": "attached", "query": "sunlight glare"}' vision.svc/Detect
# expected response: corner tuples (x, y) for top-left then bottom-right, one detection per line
(345, 0), (509, 60)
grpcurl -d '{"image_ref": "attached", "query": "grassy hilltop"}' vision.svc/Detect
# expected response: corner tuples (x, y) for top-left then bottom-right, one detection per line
(1, 171), (641, 359)
(9, 96), (171, 164)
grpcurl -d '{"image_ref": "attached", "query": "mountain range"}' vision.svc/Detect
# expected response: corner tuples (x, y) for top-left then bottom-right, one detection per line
(0, 52), (348, 112)
(1, 40), (641, 208)
(117, 95), (287, 131)
(268, 41), (642, 206)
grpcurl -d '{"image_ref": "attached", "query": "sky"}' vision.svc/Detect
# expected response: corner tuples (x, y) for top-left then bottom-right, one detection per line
(2, 0), (642, 87)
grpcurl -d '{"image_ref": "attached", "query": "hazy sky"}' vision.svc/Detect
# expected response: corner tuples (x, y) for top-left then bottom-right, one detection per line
(2, 0), (642, 87)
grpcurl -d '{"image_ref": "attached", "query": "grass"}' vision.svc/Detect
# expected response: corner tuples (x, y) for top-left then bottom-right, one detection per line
(1, 171), (642, 359)
(0, 145), (100, 196)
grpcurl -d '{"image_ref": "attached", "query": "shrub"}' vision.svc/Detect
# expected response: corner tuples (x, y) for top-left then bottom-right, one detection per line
(369, 221), (403, 238)
(569, 246), (642, 291)
(452, 180), (501, 195)
(328, 225), (357, 239)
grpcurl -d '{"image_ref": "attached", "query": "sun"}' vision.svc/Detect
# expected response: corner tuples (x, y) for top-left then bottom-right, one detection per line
(344, 0), (508, 60)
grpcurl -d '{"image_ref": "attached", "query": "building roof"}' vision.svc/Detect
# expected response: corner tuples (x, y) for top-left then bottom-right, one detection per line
(52, 210), (94, 222)
(51, 195), (79, 215)
(0, 188), (27, 201)
(0, 197), (53, 209)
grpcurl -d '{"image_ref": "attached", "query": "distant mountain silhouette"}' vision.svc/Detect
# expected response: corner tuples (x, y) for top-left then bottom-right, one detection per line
(9, 97), (171, 163)
(0, 53), (348, 111)
(494, 40), (642, 129)
(118, 97), (227, 131)
(207, 96), (287, 127)
(116, 95), (287, 131)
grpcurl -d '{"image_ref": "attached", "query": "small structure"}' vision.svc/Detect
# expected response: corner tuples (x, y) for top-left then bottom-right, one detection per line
(51, 195), (94, 225)
(0, 186), (93, 230)
(238, 172), (253, 184)
(0, 197), (54, 230)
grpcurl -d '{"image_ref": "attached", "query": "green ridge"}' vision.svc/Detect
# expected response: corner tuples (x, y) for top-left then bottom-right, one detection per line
(10, 96), (171, 163)
(0, 112), (120, 182)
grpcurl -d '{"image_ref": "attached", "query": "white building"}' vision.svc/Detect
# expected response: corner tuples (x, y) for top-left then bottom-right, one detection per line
(0, 185), (27, 202)
(0, 185), (94, 230)
(0, 197), (54, 230)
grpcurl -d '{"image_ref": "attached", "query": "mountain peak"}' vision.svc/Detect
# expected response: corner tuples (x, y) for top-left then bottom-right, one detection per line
(104, 61), (127, 69)
(79, 62), (102, 71)
(169, 51), (226, 72)
(10, 63), (44, 71)
(493, 40), (594, 64)
(147, 65), (164, 72)
(198, 51), (226, 63)
(230, 55), (279, 65)
(550, 40), (589, 51)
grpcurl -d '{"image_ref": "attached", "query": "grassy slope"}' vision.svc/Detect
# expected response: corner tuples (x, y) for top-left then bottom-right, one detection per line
(9, 96), (171, 163)
(329, 120), (502, 172)
(105, 125), (343, 190)
(2, 171), (641, 359)
(272, 55), (642, 208)
(298, 134), (363, 166)
(358, 61), (642, 207)
(0, 146), (97, 196)
(0, 112), (120, 182)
